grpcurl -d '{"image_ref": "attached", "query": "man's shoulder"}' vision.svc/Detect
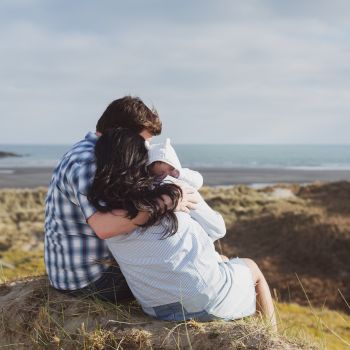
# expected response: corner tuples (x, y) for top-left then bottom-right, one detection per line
(52, 133), (97, 182)
(68, 133), (97, 164)
(64, 132), (97, 162)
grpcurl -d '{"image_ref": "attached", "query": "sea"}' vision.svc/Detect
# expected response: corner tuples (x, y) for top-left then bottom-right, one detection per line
(0, 144), (350, 170)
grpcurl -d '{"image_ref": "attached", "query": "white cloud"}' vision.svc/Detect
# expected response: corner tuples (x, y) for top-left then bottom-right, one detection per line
(0, 1), (349, 144)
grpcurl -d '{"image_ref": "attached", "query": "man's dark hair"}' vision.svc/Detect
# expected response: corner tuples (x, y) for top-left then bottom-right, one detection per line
(96, 96), (162, 135)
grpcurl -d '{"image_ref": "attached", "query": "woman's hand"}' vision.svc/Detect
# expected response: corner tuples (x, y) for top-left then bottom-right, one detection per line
(158, 180), (198, 213)
(175, 182), (199, 213)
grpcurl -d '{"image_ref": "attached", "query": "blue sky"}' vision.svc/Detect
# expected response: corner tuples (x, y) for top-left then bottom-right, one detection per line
(1, 0), (349, 144)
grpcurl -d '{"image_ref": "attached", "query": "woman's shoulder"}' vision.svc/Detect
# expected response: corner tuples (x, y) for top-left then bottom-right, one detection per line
(135, 212), (194, 241)
(107, 212), (196, 245)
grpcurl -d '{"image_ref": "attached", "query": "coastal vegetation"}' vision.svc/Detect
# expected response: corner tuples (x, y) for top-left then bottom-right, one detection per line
(0, 183), (349, 349)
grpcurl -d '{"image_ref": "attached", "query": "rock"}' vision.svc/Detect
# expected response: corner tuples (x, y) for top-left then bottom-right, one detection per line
(0, 151), (22, 158)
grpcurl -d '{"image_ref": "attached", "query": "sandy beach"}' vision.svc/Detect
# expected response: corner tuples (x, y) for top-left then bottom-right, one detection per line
(1, 166), (350, 188)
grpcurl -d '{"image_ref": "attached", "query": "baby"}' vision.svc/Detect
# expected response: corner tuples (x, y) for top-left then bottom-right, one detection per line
(147, 138), (203, 190)
(147, 138), (228, 262)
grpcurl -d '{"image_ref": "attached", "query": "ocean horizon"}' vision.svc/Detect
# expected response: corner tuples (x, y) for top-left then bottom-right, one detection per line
(0, 143), (350, 170)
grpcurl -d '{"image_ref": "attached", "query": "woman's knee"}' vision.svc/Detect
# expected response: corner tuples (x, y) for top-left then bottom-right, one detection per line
(242, 258), (258, 270)
(242, 258), (261, 282)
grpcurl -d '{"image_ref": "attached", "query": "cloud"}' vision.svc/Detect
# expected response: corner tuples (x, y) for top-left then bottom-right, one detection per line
(0, 0), (349, 144)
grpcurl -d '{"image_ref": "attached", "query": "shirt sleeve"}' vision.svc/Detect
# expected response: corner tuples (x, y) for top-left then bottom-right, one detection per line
(178, 168), (204, 190)
(69, 162), (98, 221)
(161, 176), (225, 241)
(189, 190), (226, 241)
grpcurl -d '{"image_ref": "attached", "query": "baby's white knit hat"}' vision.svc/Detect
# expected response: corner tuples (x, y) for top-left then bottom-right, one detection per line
(146, 138), (182, 170)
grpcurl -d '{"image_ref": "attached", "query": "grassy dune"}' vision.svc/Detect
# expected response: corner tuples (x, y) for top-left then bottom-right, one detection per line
(0, 184), (350, 349)
(0, 187), (46, 281)
(202, 183), (350, 312)
(1, 277), (318, 350)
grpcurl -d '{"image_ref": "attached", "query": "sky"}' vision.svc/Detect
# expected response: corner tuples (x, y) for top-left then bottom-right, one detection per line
(0, 0), (350, 144)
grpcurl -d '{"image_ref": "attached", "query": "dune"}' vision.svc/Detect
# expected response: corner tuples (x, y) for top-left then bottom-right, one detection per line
(0, 277), (313, 349)
(202, 182), (350, 312)
(1, 182), (350, 349)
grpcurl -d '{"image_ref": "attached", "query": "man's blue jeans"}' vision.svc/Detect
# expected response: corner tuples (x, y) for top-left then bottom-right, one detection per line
(56, 265), (134, 303)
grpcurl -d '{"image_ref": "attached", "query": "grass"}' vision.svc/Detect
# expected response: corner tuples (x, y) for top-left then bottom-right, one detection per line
(1, 185), (350, 349)
(277, 303), (350, 350)
(1, 250), (348, 349)
(1, 278), (311, 349)
(0, 248), (45, 283)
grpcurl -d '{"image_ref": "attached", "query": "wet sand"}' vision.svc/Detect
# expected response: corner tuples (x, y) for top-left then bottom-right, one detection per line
(1, 166), (350, 188)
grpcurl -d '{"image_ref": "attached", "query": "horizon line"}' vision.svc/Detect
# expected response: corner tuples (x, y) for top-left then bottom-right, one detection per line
(1, 143), (350, 147)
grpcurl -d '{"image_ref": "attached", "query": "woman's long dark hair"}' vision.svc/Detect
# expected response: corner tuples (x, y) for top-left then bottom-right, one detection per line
(88, 128), (182, 236)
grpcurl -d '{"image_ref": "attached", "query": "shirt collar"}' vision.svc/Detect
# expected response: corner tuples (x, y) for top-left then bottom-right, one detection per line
(85, 131), (99, 143)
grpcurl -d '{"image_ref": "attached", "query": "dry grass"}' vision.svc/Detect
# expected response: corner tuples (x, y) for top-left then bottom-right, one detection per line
(202, 182), (350, 312)
(0, 277), (314, 350)
(0, 188), (46, 283)
(1, 183), (350, 349)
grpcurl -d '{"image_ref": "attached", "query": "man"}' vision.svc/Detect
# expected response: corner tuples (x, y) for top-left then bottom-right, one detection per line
(44, 96), (197, 302)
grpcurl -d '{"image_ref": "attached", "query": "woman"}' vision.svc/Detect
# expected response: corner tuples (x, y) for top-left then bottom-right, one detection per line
(88, 128), (277, 330)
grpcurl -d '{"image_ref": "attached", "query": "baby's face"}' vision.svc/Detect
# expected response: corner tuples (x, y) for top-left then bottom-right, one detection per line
(149, 161), (179, 180)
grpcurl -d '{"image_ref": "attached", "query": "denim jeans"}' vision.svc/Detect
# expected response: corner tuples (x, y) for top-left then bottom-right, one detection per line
(56, 265), (134, 303)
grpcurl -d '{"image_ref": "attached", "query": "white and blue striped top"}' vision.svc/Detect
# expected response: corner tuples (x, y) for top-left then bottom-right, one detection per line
(106, 185), (232, 315)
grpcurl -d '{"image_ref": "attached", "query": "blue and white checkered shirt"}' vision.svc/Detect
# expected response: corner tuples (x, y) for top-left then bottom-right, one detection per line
(44, 132), (112, 290)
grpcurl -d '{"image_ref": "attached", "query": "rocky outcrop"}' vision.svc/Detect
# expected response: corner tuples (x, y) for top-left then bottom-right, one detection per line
(0, 151), (22, 158)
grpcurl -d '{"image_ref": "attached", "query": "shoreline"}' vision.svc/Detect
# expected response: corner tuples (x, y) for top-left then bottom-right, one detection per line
(1, 166), (350, 188)
(199, 167), (350, 186)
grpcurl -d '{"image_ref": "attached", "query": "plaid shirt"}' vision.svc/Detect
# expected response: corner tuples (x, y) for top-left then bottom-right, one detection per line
(44, 132), (112, 290)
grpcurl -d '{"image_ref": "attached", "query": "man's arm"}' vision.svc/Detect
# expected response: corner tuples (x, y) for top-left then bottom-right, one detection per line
(70, 163), (150, 239)
(87, 185), (198, 239)
(87, 209), (149, 239)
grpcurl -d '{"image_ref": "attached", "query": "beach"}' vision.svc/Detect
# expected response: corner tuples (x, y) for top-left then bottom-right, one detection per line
(1, 166), (350, 188)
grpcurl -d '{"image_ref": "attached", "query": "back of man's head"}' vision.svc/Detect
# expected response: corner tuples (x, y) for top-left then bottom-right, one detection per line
(96, 96), (162, 136)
